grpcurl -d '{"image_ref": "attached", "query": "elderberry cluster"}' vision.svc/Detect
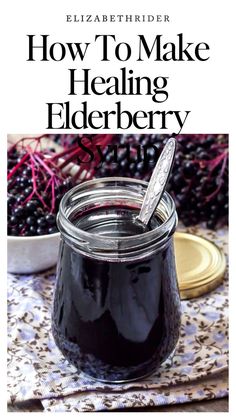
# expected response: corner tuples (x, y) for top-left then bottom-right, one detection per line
(94, 134), (228, 229)
(7, 148), (72, 236)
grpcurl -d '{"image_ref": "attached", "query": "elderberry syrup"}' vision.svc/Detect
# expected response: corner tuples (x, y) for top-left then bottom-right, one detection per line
(52, 178), (181, 382)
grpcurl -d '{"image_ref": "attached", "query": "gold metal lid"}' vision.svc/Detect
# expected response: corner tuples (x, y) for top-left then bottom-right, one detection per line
(174, 232), (226, 299)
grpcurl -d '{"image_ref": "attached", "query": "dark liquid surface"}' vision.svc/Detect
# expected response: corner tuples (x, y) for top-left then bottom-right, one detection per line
(52, 206), (181, 382)
(70, 206), (159, 237)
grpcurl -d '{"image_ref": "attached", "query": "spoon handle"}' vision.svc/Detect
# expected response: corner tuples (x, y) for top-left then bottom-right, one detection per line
(137, 137), (177, 226)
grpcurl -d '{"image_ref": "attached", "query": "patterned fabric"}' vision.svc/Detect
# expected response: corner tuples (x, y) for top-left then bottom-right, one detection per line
(7, 227), (228, 412)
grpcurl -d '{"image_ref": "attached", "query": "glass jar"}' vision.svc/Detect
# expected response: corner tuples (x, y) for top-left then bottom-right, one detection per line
(52, 177), (181, 383)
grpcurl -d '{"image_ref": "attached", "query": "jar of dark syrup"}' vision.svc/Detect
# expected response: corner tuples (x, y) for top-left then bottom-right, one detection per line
(52, 178), (181, 383)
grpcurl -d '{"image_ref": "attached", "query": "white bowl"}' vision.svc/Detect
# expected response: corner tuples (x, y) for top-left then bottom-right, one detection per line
(7, 232), (61, 274)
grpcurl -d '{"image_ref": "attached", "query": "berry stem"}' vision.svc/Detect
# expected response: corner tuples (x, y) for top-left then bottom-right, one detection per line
(51, 177), (55, 212)
(7, 152), (29, 181)
(34, 153), (55, 177)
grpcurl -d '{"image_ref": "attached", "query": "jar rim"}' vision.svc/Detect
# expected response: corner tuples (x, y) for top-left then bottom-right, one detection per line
(58, 177), (177, 249)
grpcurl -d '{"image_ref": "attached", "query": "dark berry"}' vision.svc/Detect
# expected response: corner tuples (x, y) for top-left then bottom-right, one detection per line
(185, 142), (195, 152)
(10, 215), (18, 225)
(37, 217), (47, 227)
(183, 161), (196, 178)
(173, 174), (183, 187)
(217, 193), (225, 204)
(48, 226), (58, 234)
(136, 162), (145, 173)
(9, 188), (17, 195)
(199, 151), (208, 160)
(129, 163), (136, 173)
(26, 216), (37, 226)
(20, 177), (29, 187)
(45, 213), (56, 225)
(7, 195), (16, 207)
(207, 219), (216, 229)
(24, 186), (33, 196)
(105, 154), (113, 164)
(37, 226), (47, 235)
(120, 160), (128, 170)
(22, 167), (32, 176)
(205, 136), (215, 146)
(146, 147), (156, 160)
(16, 194), (26, 204)
(16, 176), (22, 184)
(29, 225), (37, 234)
(13, 206), (24, 218)
(26, 200), (38, 212)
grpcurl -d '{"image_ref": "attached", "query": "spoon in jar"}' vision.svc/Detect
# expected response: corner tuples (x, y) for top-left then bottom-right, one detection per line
(136, 137), (177, 226)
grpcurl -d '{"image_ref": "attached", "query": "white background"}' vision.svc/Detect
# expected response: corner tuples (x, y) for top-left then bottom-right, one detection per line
(1, 0), (235, 416)
(1, 0), (234, 134)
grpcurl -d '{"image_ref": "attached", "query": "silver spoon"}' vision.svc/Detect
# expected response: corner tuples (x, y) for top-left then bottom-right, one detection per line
(136, 137), (177, 226)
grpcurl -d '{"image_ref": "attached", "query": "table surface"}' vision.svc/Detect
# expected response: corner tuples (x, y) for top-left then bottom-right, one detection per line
(8, 397), (228, 412)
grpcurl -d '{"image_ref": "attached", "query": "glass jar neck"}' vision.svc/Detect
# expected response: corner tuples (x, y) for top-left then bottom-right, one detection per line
(57, 177), (178, 262)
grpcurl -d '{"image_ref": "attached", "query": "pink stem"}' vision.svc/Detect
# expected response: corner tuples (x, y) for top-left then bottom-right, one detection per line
(50, 145), (79, 161)
(8, 135), (47, 154)
(34, 153), (55, 177)
(29, 155), (48, 209)
(51, 177), (55, 212)
(7, 152), (29, 180)
(44, 177), (53, 193)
